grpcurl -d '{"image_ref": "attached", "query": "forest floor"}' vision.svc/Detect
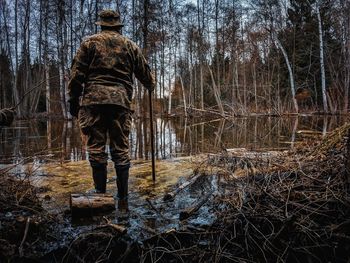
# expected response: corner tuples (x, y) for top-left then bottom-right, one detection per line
(1, 123), (350, 262)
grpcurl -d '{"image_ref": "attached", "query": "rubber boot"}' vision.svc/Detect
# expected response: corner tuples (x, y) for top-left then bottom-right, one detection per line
(115, 164), (130, 221)
(91, 163), (107, 193)
(115, 164), (130, 200)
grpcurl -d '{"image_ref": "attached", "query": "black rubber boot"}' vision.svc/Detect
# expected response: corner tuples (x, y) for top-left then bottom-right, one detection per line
(115, 164), (130, 221)
(91, 163), (107, 193)
(115, 164), (130, 200)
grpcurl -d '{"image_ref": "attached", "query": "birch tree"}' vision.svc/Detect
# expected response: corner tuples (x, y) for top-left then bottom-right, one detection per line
(272, 33), (298, 112)
(314, 0), (328, 112)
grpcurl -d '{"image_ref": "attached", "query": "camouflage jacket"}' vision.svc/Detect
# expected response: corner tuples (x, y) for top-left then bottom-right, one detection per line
(68, 30), (155, 109)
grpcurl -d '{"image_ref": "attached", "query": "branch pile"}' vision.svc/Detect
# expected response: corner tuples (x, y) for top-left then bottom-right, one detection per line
(140, 123), (350, 262)
(0, 172), (60, 261)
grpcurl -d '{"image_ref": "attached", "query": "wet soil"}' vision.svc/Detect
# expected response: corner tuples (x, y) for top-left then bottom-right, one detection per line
(1, 156), (224, 262)
(35, 157), (219, 239)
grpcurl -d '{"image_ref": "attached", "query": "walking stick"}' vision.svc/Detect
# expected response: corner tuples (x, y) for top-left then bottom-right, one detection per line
(149, 89), (156, 181)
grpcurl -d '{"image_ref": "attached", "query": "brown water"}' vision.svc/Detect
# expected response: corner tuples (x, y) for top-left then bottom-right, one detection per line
(0, 115), (347, 241)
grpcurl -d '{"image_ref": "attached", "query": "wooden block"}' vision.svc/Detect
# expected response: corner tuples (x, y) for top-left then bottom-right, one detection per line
(70, 193), (115, 218)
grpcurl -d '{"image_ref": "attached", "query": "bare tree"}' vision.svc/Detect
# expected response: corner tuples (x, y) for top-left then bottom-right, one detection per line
(314, 0), (328, 113)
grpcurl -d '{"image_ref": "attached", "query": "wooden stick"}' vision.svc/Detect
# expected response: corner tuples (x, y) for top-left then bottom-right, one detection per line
(100, 216), (127, 234)
(95, 224), (127, 235)
(19, 217), (31, 257)
(179, 191), (213, 220)
(149, 89), (156, 182)
(163, 173), (202, 201)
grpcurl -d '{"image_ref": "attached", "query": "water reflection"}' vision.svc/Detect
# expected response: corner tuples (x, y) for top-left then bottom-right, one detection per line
(0, 115), (347, 164)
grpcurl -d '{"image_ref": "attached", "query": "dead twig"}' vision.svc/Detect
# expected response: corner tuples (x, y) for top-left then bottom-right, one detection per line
(18, 217), (31, 257)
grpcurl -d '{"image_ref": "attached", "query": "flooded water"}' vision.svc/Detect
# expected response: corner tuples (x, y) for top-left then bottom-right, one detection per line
(0, 115), (347, 164)
(0, 115), (347, 241)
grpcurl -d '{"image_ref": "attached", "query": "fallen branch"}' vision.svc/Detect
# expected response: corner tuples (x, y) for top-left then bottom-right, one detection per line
(179, 190), (213, 220)
(164, 173), (202, 201)
(18, 217), (31, 257)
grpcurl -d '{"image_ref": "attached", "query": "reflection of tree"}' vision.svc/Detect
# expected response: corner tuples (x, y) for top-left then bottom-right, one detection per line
(113, 116), (350, 160)
(291, 117), (299, 149)
(1, 116), (348, 164)
(45, 119), (83, 162)
(214, 119), (225, 149)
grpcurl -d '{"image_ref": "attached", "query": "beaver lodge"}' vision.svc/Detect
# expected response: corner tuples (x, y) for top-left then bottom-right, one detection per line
(1, 122), (350, 262)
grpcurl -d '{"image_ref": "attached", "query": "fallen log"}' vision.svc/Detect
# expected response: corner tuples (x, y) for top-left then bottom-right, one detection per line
(163, 173), (202, 201)
(70, 193), (115, 218)
(179, 191), (213, 220)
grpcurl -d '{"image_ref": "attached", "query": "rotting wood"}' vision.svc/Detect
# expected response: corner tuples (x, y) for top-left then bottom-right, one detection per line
(70, 193), (115, 217)
(179, 191), (213, 220)
(163, 173), (202, 201)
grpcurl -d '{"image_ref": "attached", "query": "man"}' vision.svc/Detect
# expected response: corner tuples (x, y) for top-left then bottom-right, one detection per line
(68, 10), (155, 214)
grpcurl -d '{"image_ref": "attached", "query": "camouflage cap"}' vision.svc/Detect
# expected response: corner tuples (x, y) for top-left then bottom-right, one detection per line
(95, 10), (124, 27)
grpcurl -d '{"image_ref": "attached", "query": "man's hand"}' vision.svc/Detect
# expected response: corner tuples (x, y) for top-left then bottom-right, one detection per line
(68, 98), (80, 117)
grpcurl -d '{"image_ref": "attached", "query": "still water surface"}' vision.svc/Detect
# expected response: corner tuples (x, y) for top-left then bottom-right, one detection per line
(0, 115), (346, 164)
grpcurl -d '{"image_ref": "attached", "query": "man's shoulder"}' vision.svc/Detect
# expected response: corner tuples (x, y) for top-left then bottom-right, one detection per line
(112, 34), (136, 46)
(83, 32), (131, 43)
(81, 32), (141, 51)
(114, 34), (141, 52)
(122, 37), (142, 51)
(82, 32), (105, 43)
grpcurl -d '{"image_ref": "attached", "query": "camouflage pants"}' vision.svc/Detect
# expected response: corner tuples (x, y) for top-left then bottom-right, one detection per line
(78, 105), (132, 166)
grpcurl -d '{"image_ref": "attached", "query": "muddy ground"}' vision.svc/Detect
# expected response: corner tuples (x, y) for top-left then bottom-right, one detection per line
(1, 124), (350, 262)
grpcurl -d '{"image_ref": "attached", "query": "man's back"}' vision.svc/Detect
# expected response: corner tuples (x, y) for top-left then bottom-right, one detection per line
(69, 29), (154, 110)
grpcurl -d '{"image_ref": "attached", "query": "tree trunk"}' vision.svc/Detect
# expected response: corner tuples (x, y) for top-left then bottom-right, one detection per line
(343, 1), (350, 113)
(57, 0), (68, 119)
(14, 0), (20, 113)
(179, 75), (187, 118)
(273, 34), (298, 113)
(1, 2), (15, 108)
(200, 65), (204, 110)
(208, 66), (225, 116)
(253, 62), (258, 112)
(316, 2), (328, 113)
(44, 0), (50, 115)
